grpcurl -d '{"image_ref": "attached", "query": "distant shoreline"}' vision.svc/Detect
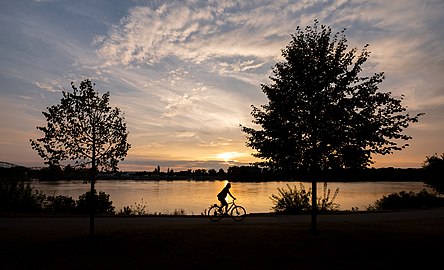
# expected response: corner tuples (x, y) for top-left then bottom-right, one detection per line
(2, 162), (430, 182)
(26, 177), (426, 183)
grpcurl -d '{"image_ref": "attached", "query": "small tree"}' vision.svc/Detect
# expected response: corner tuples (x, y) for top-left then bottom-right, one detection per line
(241, 21), (422, 232)
(30, 79), (130, 236)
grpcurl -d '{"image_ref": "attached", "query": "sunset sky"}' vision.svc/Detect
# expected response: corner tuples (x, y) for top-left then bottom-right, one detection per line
(1, 0), (443, 171)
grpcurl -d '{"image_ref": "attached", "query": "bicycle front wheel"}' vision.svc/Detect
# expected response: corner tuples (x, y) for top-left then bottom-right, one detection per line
(208, 205), (223, 222)
(231, 205), (246, 222)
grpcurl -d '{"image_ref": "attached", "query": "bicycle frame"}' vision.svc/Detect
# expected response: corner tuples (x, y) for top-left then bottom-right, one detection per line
(220, 200), (237, 214)
(208, 199), (246, 222)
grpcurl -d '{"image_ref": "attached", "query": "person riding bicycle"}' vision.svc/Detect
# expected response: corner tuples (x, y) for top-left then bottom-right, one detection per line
(217, 182), (236, 214)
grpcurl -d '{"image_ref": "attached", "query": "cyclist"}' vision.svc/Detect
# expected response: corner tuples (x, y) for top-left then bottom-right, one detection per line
(217, 182), (236, 214)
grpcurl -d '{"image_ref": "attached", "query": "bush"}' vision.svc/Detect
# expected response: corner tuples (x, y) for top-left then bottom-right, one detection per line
(118, 199), (148, 216)
(0, 182), (46, 212)
(270, 183), (311, 214)
(270, 182), (340, 214)
(45, 195), (77, 213)
(318, 182), (340, 211)
(76, 191), (115, 215)
(0, 182), (116, 215)
(367, 189), (444, 211)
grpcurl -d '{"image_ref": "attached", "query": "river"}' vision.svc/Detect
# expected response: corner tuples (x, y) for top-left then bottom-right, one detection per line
(29, 180), (429, 214)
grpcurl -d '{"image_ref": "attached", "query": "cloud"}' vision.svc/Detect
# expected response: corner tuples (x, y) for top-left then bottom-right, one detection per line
(2, 0), (444, 169)
(34, 81), (63, 93)
(95, 1), (295, 69)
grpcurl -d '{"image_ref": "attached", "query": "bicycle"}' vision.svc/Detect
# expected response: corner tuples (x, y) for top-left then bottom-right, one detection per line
(208, 199), (246, 222)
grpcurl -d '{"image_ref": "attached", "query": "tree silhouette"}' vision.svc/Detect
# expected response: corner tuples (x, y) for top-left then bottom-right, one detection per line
(422, 153), (444, 194)
(241, 21), (422, 232)
(30, 79), (130, 236)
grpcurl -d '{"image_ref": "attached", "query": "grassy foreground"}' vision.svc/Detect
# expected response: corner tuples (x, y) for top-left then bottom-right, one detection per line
(1, 210), (443, 270)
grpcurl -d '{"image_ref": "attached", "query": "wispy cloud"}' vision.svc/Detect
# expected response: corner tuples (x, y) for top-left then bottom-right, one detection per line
(94, 1), (294, 71)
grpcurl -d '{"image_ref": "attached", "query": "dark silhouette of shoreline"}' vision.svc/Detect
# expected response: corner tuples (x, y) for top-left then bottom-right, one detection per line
(0, 161), (430, 182)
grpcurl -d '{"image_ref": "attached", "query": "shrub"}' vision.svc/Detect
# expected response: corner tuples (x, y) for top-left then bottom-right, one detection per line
(76, 190), (115, 215)
(0, 183), (116, 215)
(0, 182), (46, 212)
(118, 206), (133, 216)
(270, 182), (340, 214)
(367, 189), (444, 211)
(45, 195), (77, 213)
(318, 182), (340, 211)
(171, 208), (186, 216)
(270, 183), (311, 214)
(118, 199), (148, 216)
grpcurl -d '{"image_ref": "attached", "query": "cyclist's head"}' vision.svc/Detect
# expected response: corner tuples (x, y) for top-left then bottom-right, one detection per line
(226, 183), (231, 188)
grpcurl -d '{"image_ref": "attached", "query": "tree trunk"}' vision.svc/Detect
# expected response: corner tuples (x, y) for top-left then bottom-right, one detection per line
(310, 152), (319, 233)
(89, 170), (95, 237)
(89, 125), (96, 238)
(311, 178), (317, 233)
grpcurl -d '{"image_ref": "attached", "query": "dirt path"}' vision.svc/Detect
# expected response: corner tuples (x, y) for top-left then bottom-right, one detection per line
(1, 208), (444, 270)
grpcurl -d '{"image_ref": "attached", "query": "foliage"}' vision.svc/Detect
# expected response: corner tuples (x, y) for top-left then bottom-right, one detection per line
(0, 182), (46, 212)
(0, 182), (115, 214)
(270, 182), (339, 214)
(318, 182), (340, 211)
(271, 183), (311, 214)
(76, 190), (115, 215)
(30, 79), (130, 172)
(422, 153), (444, 194)
(117, 201), (187, 216)
(170, 208), (187, 216)
(241, 20), (423, 172)
(117, 198), (149, 216)
(45, 195), (77, 213)
(367, 189), (444, 211)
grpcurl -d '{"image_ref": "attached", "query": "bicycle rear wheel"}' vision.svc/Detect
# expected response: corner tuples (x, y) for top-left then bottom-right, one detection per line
(231, 205), (246, 222)
(208, 205), (223, 222)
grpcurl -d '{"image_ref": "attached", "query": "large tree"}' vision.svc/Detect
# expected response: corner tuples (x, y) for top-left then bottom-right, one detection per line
(241, 21), (422, 232)
(422, 153), (444, 194)
(30, 79), (130, 236)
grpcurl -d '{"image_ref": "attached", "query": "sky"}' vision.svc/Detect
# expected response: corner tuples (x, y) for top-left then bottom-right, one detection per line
(1, 0), (443, 171)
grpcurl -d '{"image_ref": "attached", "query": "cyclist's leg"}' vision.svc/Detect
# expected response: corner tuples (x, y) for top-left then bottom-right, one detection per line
(217, 198), (222, 211)
(220, 199), (228, 213)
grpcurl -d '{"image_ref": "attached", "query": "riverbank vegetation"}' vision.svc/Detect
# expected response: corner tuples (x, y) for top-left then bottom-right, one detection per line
(2, 180), (443, 216)
(366, 189), (444, 211)
(0, 162), (437, 182)
(269, 182), (444, 214)
(0, 181), (191, 216)
(0, 181), (115, 215)
(270, 182), (340, 214)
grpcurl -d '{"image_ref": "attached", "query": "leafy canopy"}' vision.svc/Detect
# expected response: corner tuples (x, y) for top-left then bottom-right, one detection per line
(422, 153), (444, 194)
(30, 79), (130, 171)
(241, 21), (422, 172)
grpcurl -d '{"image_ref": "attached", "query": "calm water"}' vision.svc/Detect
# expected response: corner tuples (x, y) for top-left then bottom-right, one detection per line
(29, 180), (429, 214)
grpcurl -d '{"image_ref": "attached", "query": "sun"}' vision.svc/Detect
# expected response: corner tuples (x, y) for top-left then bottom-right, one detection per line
(216, 152), (242, 162)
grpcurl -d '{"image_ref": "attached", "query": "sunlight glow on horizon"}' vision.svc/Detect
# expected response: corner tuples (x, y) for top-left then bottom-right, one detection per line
(215, 151), (245, 162)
